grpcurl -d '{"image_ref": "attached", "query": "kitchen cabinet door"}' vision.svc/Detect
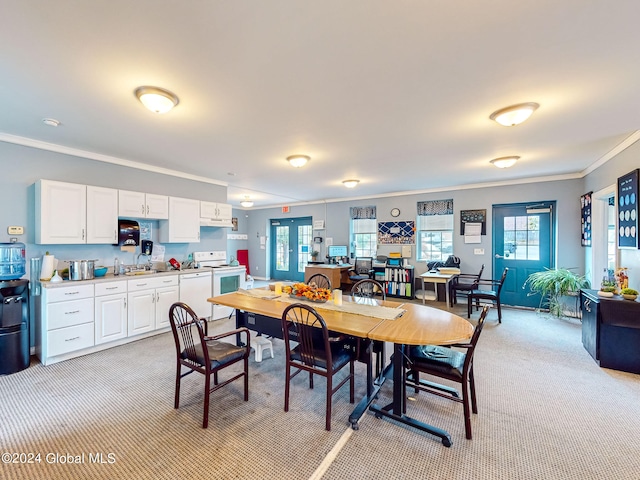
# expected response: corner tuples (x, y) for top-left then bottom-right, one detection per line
(35, 180), (87, 244)
(86, 186), (118, 244)
(127, 289), (156, 336)
(200, 201), (232, 223)
(145, 193), (169, 219)
(155, 285), (180, 329)
(159, 196), (200, 243)
(118, 189), (146, 217)
(216, 203), (233, 223)
(95, 292), (127, 345)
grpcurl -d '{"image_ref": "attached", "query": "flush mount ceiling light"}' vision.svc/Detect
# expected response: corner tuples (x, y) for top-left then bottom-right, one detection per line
(489, 102), (539, 126)
(490, 156), (520, 168)
(286, 155), (310, 168)
(240, 196), (254, 208)
(42, 118), (60, 127)
(342, 179), (360, 188)
(134, 86), (179, 114)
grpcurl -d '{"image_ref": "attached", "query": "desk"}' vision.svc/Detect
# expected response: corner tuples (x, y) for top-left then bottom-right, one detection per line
(419, 271), (458, 307)
(368, 304), (473, 446)
(304, 265), (352, 289)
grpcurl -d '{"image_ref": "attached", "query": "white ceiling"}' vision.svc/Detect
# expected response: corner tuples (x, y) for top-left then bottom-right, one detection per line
(2, 1), (640, 208)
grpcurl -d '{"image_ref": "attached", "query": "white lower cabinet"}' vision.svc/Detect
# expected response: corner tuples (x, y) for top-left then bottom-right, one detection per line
(95, 281), (128, 345)
(40, 284), (95, 364)
(127, 276), (179, 336)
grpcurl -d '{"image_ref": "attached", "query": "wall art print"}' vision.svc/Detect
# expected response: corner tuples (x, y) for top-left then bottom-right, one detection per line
(378, 221), (415, 245)
(617, 169), (639, 249)
(580, 192), (592, 247)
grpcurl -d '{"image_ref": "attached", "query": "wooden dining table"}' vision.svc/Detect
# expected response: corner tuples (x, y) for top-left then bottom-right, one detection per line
(208, 288), (473, 445)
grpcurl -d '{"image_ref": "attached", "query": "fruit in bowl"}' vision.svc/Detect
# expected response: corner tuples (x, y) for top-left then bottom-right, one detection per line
(621, 288), (638, 300)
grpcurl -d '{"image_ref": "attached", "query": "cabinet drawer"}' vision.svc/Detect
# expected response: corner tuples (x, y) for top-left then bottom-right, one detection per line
(46, 284), (94, 303)
(95, 280), (127, 296)
(47, 298), (95, 330)
(128, 275), (178, 292)
(47, 322), (94, 357)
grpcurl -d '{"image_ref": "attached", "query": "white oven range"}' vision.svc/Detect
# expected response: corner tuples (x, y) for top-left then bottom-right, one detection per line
(193, 251), (246, 320)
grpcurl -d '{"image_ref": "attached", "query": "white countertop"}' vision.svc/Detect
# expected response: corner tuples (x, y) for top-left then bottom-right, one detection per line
(41, 268), (202, 288)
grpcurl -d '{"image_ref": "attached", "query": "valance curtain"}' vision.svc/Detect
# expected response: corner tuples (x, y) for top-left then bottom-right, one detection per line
(350, 206), (376, 220)
(417, 199), (453, 216)
(417, 199), (454, 230)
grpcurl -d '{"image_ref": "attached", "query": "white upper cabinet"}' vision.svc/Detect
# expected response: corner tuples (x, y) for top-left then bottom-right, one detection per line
(86, 186), (118, 244)
(36, 180), (86, 244)
(118, 190), (168, 219)
(159, 196), (200, 243)
(36, 180), (118, 245)
(200, 201), (233, 225)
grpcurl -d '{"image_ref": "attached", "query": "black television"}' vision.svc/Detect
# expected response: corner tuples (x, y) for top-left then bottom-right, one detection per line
(328, 245), (348, 258)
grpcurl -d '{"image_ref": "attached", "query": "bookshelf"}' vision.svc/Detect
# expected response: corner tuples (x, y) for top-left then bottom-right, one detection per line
(374, 263), (414, 299)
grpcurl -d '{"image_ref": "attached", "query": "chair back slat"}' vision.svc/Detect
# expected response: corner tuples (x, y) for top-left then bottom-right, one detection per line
(495, 268), (509, 295)
(307, 273), (332, 290)
(282, 304), (331, 368)
(351, 279), (386, 300)
(169, 302), (209, 369)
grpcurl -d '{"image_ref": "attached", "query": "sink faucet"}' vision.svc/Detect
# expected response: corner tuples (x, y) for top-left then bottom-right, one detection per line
(136, 253), (152, 269)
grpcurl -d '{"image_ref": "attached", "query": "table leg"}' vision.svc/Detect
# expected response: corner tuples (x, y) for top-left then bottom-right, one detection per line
(445, 280), (450, 308)
(422, 277), (426, 304)
(369, 343), (453, 447)
(349, 339), (387, 429)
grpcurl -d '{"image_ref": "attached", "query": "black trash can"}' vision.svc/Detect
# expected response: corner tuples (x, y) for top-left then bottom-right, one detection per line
(0, 279), (30, 375)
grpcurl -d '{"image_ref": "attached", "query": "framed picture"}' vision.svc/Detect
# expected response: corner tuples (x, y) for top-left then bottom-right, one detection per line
(617, 169), (638, 249)
(232, 217), (238, 232)
(580, 192), (592, 247)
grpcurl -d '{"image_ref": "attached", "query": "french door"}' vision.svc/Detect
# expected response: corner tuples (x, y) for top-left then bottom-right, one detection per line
(493, 202), (555, 308)
(270, 217), (313, 282)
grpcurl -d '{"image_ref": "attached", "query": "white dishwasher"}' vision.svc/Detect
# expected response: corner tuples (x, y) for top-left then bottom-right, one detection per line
(179, 270), (213, 320)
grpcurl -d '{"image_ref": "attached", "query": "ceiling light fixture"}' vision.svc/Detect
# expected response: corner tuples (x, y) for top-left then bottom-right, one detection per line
(42, 118), (60, 127)
(134, 86), (179, 114)
(240, 196), (254, 208)
(489, 102), (539, 126)
(286, 155), (310, 168)
(342, 179), (360, 188)
(490, 156), (520, 168)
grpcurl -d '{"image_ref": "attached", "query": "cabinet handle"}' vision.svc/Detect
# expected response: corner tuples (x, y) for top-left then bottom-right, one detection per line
(147, 205), (150, 215)
(136, 283), (147, 287)
(64, 291), (80, 295)
(65, 310), (80, 315)
(106, 286), (118, 290)
(65, 336), (80, 342)
(156, 293), (160, 302)
(163, 280), (172, 283)
(124, 298), (127, 309)
(142, 204), (145, 214)
(82, 228), (85, 240)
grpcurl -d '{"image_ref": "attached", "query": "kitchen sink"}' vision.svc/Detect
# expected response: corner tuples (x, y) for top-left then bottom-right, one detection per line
(125, 269), (158, 276)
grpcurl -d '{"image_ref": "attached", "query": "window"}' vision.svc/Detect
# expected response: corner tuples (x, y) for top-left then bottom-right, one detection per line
(417, 199), (454, 262)
(502, 215), (540, 260)
(297, 224), (313, 272)
(349, 206), (377, 258)
(351, 218), (377, 257)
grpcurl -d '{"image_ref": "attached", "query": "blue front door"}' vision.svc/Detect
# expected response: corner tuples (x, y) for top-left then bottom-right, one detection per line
(493, 202), (555, 308)
(270, 217), (313, 282)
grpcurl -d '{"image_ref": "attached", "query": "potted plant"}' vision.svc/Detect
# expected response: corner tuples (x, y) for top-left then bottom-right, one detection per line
(310, 250), (319, 261)
(523, 268), (591, 317)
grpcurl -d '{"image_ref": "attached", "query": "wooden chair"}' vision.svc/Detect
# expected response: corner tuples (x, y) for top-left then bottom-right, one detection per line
(350, 278), (386, 300)
(468, 268), (509, 323)
(350, 278), (386, 376)
(169, 302), (250, 428)
(307, 273), (332, 290)
(405, 305), (489, 439)
(450, 264), (485, 306)
(281, 303), (356, 431)
(349, 257), (374, 282)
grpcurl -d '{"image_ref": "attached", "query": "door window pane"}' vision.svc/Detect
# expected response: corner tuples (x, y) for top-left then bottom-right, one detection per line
(503, 215), (540, 260)
(297, 225), (312, 273)
(275, 226), (289, 271)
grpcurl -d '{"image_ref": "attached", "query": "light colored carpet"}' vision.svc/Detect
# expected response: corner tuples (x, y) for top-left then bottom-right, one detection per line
(1, 304), (639, 479)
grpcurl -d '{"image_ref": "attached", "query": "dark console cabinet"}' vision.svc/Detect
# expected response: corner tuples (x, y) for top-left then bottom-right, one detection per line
(580, 289), (640, 374)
